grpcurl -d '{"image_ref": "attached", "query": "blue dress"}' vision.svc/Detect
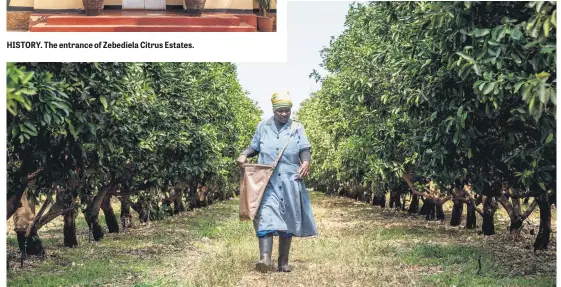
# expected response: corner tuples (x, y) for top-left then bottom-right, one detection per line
(249, 117), (318, 238)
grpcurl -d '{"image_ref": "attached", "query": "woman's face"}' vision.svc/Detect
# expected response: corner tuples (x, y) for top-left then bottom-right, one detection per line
(274, 107), (291, 124)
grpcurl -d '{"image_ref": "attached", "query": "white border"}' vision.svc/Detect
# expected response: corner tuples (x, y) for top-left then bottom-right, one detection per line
(2, 1), (287, 62)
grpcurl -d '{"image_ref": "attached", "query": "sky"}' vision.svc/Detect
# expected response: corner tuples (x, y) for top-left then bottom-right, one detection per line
(235, 1), (352, 119)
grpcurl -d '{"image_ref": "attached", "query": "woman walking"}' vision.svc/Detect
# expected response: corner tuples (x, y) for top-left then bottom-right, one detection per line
(237, 92), (318, 273)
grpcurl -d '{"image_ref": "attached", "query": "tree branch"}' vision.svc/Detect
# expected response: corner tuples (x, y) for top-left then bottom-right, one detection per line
(402, 174), (434, 199)
(35, 201), (76, 231)
(497, 195), (514, 219)
(453, 197), (471, 204)
(505, 191), (543, 198)
(522, 199), (539, 220)
(7, 168), (48, 220)
(475, 207), (484, 216)
(90, 179), (118, 220)
(439, 195), (452, 205)
(21, 168), (45, 184)
(25, 195), (52, 237)
(113, 181), (155, 197)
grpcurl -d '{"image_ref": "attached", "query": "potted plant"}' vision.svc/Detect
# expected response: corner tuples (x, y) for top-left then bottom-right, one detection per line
(256, 0), (273, 32)
(82, 0), (104, 16)
(184, 0), (207, 16)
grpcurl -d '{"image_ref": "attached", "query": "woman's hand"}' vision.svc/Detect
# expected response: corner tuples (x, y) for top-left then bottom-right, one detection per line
(296, 161), (310, 179)
(236, 154), (247, 167)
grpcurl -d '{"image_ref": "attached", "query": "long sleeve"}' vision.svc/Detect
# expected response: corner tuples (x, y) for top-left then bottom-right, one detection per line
(241, 121), (263, 158)
(242, 146), (260, 158)
(299, 148), (311, 163)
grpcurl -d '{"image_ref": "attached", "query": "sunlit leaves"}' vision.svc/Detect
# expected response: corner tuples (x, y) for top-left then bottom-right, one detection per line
(7, 62), (261, 208)
(7, 63), (35, 116)
(300, 1), (556, 196)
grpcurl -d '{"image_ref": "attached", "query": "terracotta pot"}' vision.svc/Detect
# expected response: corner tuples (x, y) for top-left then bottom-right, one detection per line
(257, 16), (273, 32)
(184, 0), (206, 16)
(83, 0), (104, 16)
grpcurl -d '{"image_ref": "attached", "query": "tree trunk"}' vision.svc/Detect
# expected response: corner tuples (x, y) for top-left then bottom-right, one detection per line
(419, 198), (428, 215)
(361, 189), (371, 203)
(15, 191), (52, 256)
(534, 193), (551, 251)
(16, 230), (45, 256)
(351, 187), (356, 200)
(372, 194), (385, 208)
(337, 186), (344, 197)
(83, 192), (107, 241)
(509, 218), (524, 232)
(149, 201), (161, 221)
(138, 206), (149, 223)
(427, 202), (436, 220)
(198, 185), (209, 207)
(408, 194), (419, 213)
(7, 185), (27, 221)
(89, 218), (104, 241)
(497, 195), (537, 233)
(482, 197), (495, 236)
(83, 199), (104, 241)
(389, 190), (401, 209)
(13, 193), (43, 256)
(132, 199), (149, 223)
(173, 188), (186, 214)
(509, 197), (523, 232)
(101, 194), (119, 233)
(344, 187), (353, 199)
(188, 182), (198, 209)
(435, 201), (445, 220)
(161, 184), (174, 216)
(12, 192), (36, 235)
(465, 201), (477, 229)
(423, 199), (436, 220)
(63, 207), (78, 247)
(512, 197), (522, 214)
(119, 196), (132, 229)
(88, 182), (116, 240)
(7, 168), (45, 220)
(450, 200), (463, 226)
(482, 212), (495, 235)
(430, 204), (436, 220)
(548, 192), (556, 207)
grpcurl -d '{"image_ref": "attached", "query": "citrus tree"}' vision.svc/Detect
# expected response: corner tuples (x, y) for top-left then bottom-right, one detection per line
(300, 1), (555, 249)
(7, 62), (261, 255)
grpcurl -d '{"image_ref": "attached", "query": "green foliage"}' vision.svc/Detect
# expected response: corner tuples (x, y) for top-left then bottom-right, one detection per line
(257, 0), (272, 16)
(7, 62), (261, 216)
(300, 1), (556, 197)
(6, 63), (35, 116)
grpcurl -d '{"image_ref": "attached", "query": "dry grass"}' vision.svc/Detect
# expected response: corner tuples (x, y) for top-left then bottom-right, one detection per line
(6, 192), (556, 287)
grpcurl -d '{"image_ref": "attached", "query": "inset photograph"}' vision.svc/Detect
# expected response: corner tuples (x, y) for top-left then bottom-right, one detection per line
(7, 0), (277, 32)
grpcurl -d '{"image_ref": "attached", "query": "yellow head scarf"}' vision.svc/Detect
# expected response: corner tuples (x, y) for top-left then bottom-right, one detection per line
(271, 91), (293, 111)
